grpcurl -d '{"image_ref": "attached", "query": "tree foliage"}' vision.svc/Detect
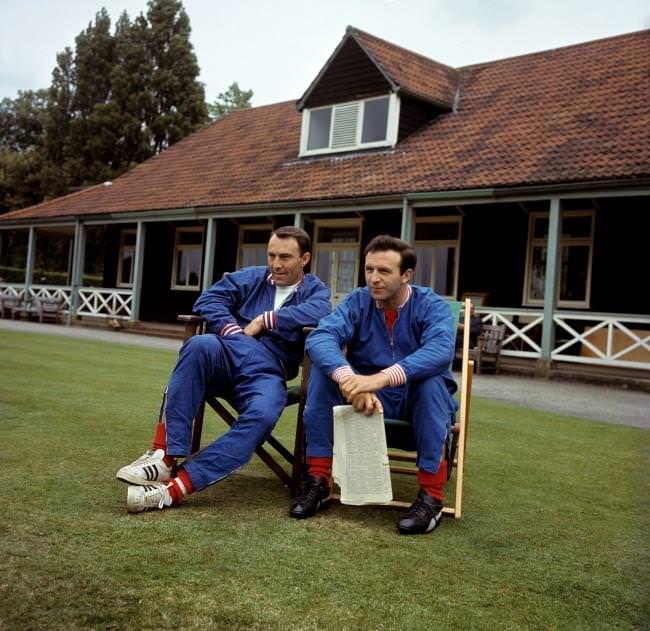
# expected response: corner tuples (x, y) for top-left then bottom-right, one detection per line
(208, 82), (254, 120)
(0, 0), (215, 214)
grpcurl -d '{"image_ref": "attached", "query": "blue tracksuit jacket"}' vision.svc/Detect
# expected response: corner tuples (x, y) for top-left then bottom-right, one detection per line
(303, 284), (457, 471)
(193, 266), (331, 377)
(306, 285), (457, 392)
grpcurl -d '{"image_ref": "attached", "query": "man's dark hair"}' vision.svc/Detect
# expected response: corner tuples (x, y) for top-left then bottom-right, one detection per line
(272, 226), (311, 255)
(364, 235), (417, 274)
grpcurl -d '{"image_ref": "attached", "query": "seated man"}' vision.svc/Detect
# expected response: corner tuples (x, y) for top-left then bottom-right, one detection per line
(290, 235), (457, 535)
(117, 226), (331, 513)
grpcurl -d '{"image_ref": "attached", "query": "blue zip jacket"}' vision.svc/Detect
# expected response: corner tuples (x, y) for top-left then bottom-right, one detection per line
(192, 266), (331, 375)
(306, 285), (457, 394)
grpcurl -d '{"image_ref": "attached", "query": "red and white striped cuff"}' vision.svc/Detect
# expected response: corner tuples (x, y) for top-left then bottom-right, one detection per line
(262, 310), (276, 330)
(381, 364), (407, 386)
(332, 365), (356, 383)
(220, 322), (243, 336)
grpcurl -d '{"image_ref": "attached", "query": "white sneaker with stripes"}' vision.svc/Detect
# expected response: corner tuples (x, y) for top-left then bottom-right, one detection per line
(127, 483), (173, 513)
(116, 449), (172, 485)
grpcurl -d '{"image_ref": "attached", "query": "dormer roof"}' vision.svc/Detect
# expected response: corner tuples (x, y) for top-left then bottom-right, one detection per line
(297, 25), (459, 111)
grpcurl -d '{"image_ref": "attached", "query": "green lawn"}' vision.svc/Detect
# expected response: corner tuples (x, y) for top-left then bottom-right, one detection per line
(1, 330), (648, 630)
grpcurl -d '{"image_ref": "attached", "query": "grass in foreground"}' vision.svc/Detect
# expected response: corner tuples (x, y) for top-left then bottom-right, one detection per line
(0, 330), (648, 630)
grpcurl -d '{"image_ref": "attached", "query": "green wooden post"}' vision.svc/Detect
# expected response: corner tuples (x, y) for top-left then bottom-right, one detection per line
(130, 222), (146, 321)
(24, 226), (36, 300)
(68, 220), (86, 325)
(294, 211), (304, 229)
(400, 198), (415, 243)
(538, 198), (562, 374)
(202, 217), (216, 291)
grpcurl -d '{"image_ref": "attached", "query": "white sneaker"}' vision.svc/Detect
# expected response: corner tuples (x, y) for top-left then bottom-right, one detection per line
(127, 483), (173, 513)
(116, 449), (172, 485)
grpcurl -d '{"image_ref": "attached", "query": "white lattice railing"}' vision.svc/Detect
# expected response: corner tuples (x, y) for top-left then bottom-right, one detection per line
(1, 283), (132, 319)
(477, 308), (544, 359)
(477, 307), (650, 370)
(0, 283), (26, 299)
(77, 288), (133, 319)
(552, 312), (650, 370)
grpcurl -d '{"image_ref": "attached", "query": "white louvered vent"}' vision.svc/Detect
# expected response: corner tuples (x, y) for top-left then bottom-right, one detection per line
(331, 102), (360, 149)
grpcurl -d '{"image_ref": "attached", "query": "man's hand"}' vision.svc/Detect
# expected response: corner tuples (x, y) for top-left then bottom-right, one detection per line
(339, 373), (390, 400)
(243, 314), (264, 337)
(351, 392), (383, 416)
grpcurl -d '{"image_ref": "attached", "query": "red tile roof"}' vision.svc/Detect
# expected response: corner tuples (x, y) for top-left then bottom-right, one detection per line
(349, 26), (459, 109)
(3, 29), (649, 223)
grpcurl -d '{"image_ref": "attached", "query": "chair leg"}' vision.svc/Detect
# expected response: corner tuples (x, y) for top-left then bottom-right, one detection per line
(291, 413), (305, 495)
(191, 402), (206, 454)
(206, 398), (294, 488)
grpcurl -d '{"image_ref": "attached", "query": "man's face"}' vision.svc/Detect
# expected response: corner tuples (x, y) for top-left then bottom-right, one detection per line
(267, 235), (310, 286)
(364, 249), (411, 306)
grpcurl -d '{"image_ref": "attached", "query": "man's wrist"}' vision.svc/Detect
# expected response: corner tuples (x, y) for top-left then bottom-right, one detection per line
(332, 365), (355, 383)
(262, 311), (275, 329)
(380, 363), (407, 386)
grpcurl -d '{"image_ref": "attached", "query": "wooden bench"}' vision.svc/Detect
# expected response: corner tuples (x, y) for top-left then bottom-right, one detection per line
(10, 297), (64, 323)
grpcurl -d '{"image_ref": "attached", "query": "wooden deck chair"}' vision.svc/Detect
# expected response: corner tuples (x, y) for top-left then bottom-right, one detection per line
(177, 315), (308, 493)
(474, 324), (506, 374)
(384, 299), (473, 518)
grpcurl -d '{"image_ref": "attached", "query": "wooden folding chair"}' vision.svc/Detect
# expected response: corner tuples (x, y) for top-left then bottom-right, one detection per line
(474, 324), (506, 374)
(177, 315), (308, 494)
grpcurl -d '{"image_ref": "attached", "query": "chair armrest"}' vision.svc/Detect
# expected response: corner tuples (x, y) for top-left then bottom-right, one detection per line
(177, 314), (205, 341)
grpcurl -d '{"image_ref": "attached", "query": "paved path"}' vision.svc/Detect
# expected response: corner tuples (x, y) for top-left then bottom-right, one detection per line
(0, 318), (182, 351)
(1, 319), (648, 429)
(468, 373), (649, 429)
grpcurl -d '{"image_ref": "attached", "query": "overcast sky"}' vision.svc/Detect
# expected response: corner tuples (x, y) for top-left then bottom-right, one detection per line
(1, 0), (649, 106)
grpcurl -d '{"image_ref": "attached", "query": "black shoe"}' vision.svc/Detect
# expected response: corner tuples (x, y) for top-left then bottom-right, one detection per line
(397, 490), (443, 535)
(289, 476), (330, 519)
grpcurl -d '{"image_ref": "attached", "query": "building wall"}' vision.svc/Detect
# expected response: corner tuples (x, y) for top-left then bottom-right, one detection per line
(97, 195), (649, 323)
(302, 38), (390, 108)
(398, 96), (444, 142)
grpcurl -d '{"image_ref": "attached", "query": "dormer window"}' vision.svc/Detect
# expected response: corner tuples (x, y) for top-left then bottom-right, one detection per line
(299, 93), (400, 157)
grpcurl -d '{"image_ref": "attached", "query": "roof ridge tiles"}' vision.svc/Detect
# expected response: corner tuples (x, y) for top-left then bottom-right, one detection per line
(347, 25), (457, 73)
(459, 28), (649, 71)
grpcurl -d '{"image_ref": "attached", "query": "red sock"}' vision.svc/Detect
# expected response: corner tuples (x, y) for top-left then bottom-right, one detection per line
(418, 461), (448, 501)
(307, 456), (332, 484)
(152, 421), (167, 452)
(165, 469), (195, 505)
(151, 422), (176, 468)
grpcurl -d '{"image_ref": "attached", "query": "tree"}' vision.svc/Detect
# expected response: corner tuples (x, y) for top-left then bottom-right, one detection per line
(0, 147), (44, 213)
(208, 82), (253, 119)
(145, 0), (207, 153)
(69, 8), (120, 184)
(0, 89), (48, 151)
(111, 11), (155, 168)
(41, 47), (76, 199)
(0, 0), (217, 213)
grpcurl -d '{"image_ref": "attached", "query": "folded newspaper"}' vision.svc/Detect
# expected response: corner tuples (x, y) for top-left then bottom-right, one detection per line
(332, 405), (393, 505)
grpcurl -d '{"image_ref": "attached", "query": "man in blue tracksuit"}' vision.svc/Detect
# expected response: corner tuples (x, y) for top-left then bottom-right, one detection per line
(117, 226), (331, 513)
(290, 234), (457, 534)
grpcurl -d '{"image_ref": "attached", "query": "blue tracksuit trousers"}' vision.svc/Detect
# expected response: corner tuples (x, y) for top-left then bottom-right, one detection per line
(304, 364), (457, 473)
(165, 334), (288, 490)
